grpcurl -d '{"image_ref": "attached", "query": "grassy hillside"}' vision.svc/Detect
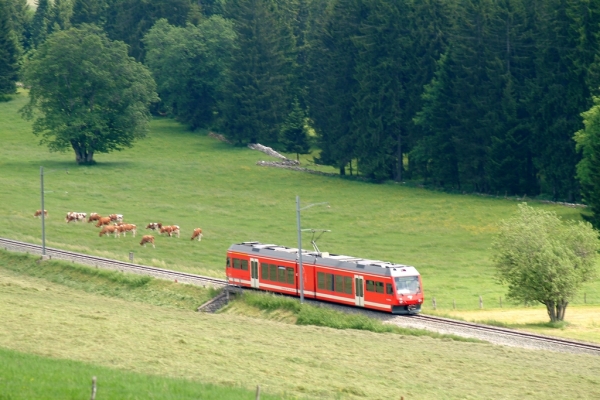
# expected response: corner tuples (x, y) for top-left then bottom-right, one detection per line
(2, 256), (600, 399)
(1, 90), (599, 316)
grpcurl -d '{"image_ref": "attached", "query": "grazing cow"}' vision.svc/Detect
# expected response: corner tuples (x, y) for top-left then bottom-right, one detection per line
(66, 212), (86, 223)
(34, 210), (48, 218)
(116, 223), (137, 237)
(88, 213), (101, 223)
(95, 217), (112, 227)
(108, 214), (124, 223)
(140, 235), (155, 248)
(191, 228), (203, 241)
(159, 225), (180, 238)
(99, 225), (119, 237)
(145, 222), (162, 231)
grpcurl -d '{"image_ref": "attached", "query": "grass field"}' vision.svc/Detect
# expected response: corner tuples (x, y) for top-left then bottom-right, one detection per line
(2, 255), (600, 399)
(2, 89), (600, 341)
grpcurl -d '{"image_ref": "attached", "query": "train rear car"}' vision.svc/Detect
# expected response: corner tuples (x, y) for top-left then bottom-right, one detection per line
(226, 242), (423, 314)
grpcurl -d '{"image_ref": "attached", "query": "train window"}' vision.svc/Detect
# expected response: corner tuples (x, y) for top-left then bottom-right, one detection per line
(335, 275), (344, 293)
(226, 257), (230, 268)
(286, 268), (294, 284)
(233, 258), (241, 269)
(386, 283), (394, 295)
(376, 281), (384, 293)
(278, 266), (286, 282)
(325, 274), (333, 291)
(261, 263), (268, 280)
(241, 260), (249, 271)
(366, 280), (375, 292)
(317, 272), (325, 289)
(269, 264), (277, 281)
(344, 277), (353, 294)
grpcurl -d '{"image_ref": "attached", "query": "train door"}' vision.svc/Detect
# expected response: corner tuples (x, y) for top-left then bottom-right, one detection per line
(250, 258), (259, 288)
(354, 275), (364, 307)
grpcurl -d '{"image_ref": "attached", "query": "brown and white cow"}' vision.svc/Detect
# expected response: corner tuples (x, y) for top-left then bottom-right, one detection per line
(99, 225), (119, 237)
(116, 223), (137, 237)
(190, 228), (203, 241)
(108, 214), (123, 223)
(95, 217), (112, 227)
(159, 225), (180, 238)
(34, 210), (48, 218)
(140, 235), (155, 248)
(66, 212), (86, 223)
(145, 222), (162, 231)
(88, 213), (102, 223)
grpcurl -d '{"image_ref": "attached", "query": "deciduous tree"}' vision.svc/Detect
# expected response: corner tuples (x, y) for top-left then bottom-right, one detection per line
(492, 203), (599, 322)
(20, 25), (158, 164)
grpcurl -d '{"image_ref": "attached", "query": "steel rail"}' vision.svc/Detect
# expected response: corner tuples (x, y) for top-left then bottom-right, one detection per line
(2, 236), (599, 354)
(0, 237), (227, 288)
(409, 314), (600, 353)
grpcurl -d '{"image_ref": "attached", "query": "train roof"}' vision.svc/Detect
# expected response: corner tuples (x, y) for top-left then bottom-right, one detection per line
(228, 242), (420, 277)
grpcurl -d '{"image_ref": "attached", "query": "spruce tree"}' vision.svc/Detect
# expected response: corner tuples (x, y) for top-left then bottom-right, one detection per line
(220, 0), (294, 145)
(30, 0), (50, 48)
(7, 0), (31, 50)
(0, 0), (20, 95)
(306, 0), (364, 175)
(71, 0), (107, 26)
(527, 0), (600, 201)
(280, 98), (310, 162)
(575, 97), (600, 228)
(352, 0), (412, 181)
(49, 0), (73, 32)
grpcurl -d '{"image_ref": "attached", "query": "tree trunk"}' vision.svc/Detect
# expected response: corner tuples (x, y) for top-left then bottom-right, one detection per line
(71, 141), (95, 165)
(545, 300), (568, 322)
(395, 132), (402, 182)
(339, 165), (345, 176)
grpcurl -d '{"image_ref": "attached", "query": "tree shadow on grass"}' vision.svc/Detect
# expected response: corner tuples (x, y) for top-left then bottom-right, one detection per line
(478, 319), (570, 330)
(24, 159), (135, 171)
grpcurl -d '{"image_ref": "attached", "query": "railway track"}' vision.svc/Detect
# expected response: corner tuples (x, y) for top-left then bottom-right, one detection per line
(400, 314), (600, 356)
(1, 236), (599, 355)
(0, 237), (227, 288)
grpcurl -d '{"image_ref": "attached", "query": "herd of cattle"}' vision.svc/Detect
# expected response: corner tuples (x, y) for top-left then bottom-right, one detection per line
(34, 210), (203, 248)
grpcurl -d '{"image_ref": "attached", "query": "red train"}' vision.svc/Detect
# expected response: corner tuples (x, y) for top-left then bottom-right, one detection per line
(226, 242), (423, 314)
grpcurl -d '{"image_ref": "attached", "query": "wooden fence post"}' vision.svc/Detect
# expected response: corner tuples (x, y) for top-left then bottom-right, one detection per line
(479, 296), (483, 309)
(90, 376), (97, 400)
(432, 297), (436, 310)
(255, 385), (261, 400)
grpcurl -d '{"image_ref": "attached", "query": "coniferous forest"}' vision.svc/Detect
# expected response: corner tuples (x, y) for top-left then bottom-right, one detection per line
(4, 0), (600, 207)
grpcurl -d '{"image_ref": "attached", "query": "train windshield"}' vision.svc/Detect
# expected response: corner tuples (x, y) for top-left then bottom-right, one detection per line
(394, 276), (420, 295)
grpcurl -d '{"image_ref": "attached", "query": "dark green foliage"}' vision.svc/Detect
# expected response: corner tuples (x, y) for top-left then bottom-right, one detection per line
(526, 0), (599, 201)
(352, 0), (412, 181)
(48, 0), (73, 32)
(30, 0), (50, 47)
(0, 0), (20, 95)
(279, 98), (310, 161)
(307, 0), (364, 175)
(220, 0), (294, 145)
(144, 17), (237, 130)
(104, 0), (194, 61)
(71, 0), (107, 26)
(7, 0), (31, 50)
(575, 98), (600, 229)
(20, 25), (158, 164)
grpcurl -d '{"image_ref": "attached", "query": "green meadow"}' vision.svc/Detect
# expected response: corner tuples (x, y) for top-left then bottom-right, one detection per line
(2, 252), (600, 400)
(1, 89), (599, 315)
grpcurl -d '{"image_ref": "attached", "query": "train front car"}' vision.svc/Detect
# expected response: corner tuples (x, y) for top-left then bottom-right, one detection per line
(389, 266), (423, 314)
